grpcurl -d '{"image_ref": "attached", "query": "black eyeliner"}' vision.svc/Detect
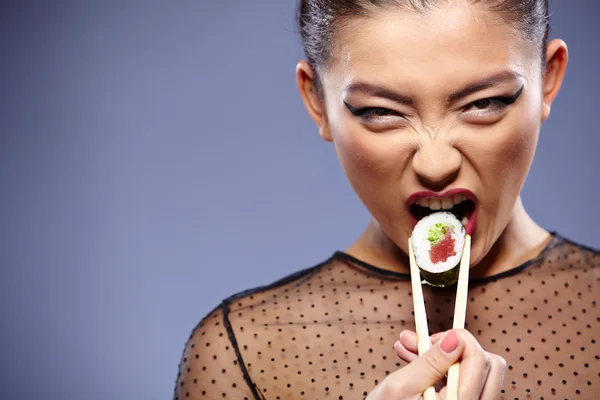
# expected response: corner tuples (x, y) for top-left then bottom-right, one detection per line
(343, 101), (362, 116)
(343, 102), (404, 120)
(499, 85), (524, 104)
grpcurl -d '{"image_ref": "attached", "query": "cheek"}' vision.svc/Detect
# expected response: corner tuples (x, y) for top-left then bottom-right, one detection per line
(502, 106), (540, 184)
(505, 120), (538, 172)
(468, 107), (540, 210)
(331, 126), (413, 206)
(333, 130), (389, 193)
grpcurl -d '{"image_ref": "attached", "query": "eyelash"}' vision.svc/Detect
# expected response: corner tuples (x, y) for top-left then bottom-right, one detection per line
(464, 89), (523, 114)
(345, 87), (524, 122)
(344, 104), (405, 121)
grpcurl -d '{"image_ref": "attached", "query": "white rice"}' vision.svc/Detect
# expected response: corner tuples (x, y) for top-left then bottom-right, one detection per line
(411, 211), (465, 273)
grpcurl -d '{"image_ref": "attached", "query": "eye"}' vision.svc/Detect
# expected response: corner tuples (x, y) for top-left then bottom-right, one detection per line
(462, 86), (524, 116)
(473, 99), (493, 109)
(343, 102), (406, 122)
(463, 98), (508, 113)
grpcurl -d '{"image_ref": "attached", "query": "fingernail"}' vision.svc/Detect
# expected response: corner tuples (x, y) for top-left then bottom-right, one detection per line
(393, 340), (400, 351)
(440, 330), (459, 354)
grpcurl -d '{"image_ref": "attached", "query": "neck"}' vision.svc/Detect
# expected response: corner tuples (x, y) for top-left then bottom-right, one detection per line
(345, 197), (552, 278)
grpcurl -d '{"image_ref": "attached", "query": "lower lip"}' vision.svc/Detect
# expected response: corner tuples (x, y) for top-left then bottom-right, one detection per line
(409, 208), (478, 236)
(464, 209), (478, 236)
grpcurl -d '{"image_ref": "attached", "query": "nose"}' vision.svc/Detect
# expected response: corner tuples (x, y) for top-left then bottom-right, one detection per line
(412, 142), (462, 191)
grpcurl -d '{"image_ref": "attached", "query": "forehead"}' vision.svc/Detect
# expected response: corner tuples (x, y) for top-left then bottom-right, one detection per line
(327, 1), (538, 92)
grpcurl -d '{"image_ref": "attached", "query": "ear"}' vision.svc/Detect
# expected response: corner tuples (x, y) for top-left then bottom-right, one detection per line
(296, 60), (332, 142)
(541, 38), (568, 122)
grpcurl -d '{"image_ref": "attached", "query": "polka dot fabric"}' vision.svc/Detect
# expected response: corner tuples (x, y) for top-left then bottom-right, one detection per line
(174, 235), (599, 399)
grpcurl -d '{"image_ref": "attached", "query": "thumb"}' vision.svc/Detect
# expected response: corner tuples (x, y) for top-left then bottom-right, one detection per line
(393, 330), (464, 394)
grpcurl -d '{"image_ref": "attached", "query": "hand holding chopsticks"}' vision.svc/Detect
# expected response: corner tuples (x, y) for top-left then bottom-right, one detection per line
(368, 234), (507, 400)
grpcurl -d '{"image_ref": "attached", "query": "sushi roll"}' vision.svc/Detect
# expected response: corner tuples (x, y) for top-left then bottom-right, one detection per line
(411, 211), (466, 287)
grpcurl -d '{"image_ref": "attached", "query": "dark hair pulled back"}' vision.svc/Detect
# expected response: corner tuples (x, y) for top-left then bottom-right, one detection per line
(298, 0), (549, 95)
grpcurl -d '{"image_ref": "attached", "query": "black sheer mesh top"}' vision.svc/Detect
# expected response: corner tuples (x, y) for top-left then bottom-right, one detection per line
(174, 234), (599, 399)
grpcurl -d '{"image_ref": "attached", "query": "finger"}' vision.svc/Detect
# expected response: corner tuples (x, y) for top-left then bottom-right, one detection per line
(394, 340), (419, 363)
(398, 330), (418, 354)
(385, 329), (465, 395)
(430, 332), (444, 344)
(479, 353), (507, 399)
(398, 330), (444, 355)
(438, 385), (447, 399)
(455, 329), (493, 399)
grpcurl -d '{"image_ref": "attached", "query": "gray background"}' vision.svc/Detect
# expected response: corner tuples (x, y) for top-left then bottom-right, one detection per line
(0, 1), (598, 399)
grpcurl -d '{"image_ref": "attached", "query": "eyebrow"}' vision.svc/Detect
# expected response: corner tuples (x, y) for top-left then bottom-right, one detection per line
(447, 71), (525, 103)
(343, 71), (524, 106)
(344, 82), (415, 106)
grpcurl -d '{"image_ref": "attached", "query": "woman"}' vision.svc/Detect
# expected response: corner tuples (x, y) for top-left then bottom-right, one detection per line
(174, 0), (599, 398)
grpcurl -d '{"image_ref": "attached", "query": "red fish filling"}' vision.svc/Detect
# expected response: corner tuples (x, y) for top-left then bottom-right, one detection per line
(430, 231), (456, 264)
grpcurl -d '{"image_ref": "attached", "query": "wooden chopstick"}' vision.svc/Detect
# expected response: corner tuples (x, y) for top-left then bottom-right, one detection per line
(408, 238), (436, 400)
(408, 234), (471, 400)
(446, 234), (471, 400)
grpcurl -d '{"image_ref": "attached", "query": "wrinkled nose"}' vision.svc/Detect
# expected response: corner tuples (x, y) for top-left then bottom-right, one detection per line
(412, 142), (462, 191)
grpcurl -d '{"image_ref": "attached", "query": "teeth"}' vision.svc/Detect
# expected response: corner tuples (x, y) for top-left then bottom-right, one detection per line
(441, 197), (454, 210)
(461, 216), (468, 226)
(414, 193), (471, 211)
(429, 198), (441, 210)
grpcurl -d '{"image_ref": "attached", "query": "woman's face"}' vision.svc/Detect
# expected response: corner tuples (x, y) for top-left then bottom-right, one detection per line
(315, 2), (550, 266)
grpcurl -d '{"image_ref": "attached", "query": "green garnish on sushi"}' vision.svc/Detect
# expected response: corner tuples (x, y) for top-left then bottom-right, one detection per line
(428, 223), (449, 244)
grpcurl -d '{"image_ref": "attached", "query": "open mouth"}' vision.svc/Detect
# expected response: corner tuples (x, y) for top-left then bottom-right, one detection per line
(408, 191), (478, 234)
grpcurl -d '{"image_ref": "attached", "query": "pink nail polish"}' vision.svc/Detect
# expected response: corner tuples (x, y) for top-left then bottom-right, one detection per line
(440, 330), (459, 353)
